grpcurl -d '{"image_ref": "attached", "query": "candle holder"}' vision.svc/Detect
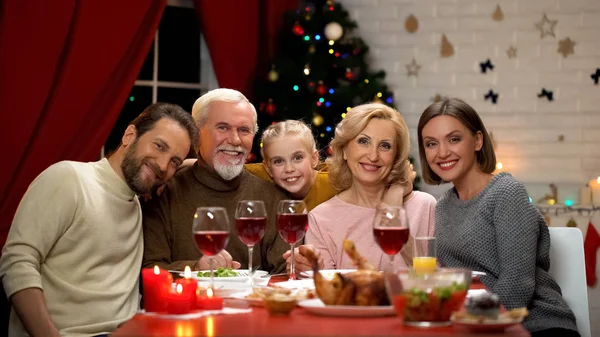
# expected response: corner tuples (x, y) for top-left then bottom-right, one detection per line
(196, 287), (223, 310)
(142, 266), (172, 313)
(167, 284), (193, 315)
(176, 266), (198, 309)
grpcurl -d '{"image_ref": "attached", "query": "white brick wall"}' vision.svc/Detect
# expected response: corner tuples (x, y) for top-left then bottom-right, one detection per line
(338, 0), (600, 189)
(339, 0), (600, 334)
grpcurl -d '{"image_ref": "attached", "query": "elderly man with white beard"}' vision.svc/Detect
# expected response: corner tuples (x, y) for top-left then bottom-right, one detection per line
(142, 89), (318, 274)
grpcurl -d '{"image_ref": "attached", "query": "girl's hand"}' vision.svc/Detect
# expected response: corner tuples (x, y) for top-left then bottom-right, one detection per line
(382, 185), (406, 206)
(283, 244), (324, 274)
(381, 161), (417, 206)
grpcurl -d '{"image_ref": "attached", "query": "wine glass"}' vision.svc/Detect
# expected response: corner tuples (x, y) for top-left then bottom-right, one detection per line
(373, 205), (410, 272)
(235, 200), (267, 285)
(277, 200), (308, 280)
(192, 207), (230, 291)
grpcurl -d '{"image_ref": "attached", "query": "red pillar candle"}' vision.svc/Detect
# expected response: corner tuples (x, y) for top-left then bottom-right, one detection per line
(175, 266), (198, 309)
(142, 266), (172, 313)
(167, 284), (193, 314)
(196, 288), (223, 310)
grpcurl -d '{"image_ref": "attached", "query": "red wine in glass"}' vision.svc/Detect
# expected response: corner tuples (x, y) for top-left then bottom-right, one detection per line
(235, 200), (267, 285)
(373, 205), (410, 271)
(235, 217), (267, 246)
(373, 227), (409, 255)
(193, 231), (230, 256)
(277, 213), (308, 244)
(277, 200), (308, 280)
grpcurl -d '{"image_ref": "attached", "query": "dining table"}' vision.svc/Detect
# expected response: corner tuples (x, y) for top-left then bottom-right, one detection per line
(112, 274), (530, 337)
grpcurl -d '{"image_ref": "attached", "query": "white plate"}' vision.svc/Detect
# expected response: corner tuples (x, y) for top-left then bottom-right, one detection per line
(300, 269), (486, 279)
(179, 269), (269, 282)
(298, 298), (395, 317)
(451, 316), (523, 333)
(299, 269), (357, 279)
(273, 279), (315, 289)
(228, 290), (263, 306)
(228, 288), (316, 307)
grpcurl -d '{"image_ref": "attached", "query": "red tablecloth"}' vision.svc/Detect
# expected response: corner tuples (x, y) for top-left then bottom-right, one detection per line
(112, 276), (530, 337)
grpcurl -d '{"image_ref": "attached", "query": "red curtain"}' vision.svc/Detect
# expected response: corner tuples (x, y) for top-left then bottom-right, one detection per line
(0, 0), (166, 247)
(193, 0), (298, 97)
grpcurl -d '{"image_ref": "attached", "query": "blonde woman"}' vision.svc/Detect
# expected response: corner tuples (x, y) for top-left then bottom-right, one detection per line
(305, 103), (436, 270)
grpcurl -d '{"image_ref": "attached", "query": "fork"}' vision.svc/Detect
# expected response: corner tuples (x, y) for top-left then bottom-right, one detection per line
(236, 270), (251, 277)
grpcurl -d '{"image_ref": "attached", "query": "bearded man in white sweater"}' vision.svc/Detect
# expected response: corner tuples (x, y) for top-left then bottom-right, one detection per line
(0, 102), (198, 337)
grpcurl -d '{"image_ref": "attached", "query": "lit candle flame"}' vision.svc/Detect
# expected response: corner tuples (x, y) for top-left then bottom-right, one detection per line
(597, 176), (600, 184)
(184, 266), (191, 279)
(207, 288), (213, 298)
(176, 283), (183, 294)
(153, 265), (160, 275)
(496, 162), (503, 170)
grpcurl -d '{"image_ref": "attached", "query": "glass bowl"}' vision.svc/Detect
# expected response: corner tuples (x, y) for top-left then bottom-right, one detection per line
(384, 268), (471, 327)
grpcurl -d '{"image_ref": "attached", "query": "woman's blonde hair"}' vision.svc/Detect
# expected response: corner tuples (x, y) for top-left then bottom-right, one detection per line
(328, 103), (411, 191)
(260, 120), (317, 160)
(417, 98), (496, 185)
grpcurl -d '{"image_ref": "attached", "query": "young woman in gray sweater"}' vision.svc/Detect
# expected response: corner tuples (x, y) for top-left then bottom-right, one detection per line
(416, 98), (579, 337)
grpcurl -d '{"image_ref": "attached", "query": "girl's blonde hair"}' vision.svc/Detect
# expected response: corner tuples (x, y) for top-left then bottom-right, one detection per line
(328, 103), (411, 191)
(260, 120), (317, 160)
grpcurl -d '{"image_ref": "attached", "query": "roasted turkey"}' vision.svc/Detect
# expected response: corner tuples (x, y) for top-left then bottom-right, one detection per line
(305, 239), (390, 306)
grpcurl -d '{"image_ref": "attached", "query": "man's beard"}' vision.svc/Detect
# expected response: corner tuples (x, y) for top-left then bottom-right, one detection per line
(213, 144), (247, 181)
(121, 140), (164, 195)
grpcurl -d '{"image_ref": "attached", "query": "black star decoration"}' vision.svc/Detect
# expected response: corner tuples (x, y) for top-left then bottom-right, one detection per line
(480, 59), (494, 73)
(484, 89), (499, 104)
(538, 88), (554, 101)
(591, 68), (600, 85)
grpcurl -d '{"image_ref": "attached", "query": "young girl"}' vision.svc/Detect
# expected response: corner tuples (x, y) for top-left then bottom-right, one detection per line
(257, 120), (334, 211)
(418, 98), (578, 336)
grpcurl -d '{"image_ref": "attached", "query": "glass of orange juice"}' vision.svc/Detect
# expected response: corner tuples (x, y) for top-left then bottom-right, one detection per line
(413, 237), (437, 274)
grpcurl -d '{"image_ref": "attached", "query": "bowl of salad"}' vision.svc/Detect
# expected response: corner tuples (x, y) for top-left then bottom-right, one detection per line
(385, 268), (471, 327)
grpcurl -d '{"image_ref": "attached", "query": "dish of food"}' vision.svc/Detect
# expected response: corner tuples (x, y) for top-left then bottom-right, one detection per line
(451, 307), (529, 333)
(197, 267), (240, 277)
(233, 287), (316, 307)
(393, 281), (468, 323)
(297, 299), (395, 317)
(179, 269), (268, 282)
(304, 239), (389, 306)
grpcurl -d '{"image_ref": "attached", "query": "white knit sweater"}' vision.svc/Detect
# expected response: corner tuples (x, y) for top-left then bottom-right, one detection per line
(0, 159), (143, 337)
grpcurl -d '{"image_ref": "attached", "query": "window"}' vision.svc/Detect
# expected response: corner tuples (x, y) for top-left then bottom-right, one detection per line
(103, 0), (216, 156)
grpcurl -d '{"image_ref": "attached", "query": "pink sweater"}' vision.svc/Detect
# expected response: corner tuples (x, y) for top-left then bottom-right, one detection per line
(306, 191), (436, 271)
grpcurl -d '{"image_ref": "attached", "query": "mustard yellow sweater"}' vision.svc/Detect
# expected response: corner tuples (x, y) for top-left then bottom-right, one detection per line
(244, 163), (337, 211)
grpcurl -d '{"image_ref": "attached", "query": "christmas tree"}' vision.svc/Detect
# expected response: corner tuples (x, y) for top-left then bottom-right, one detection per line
(253, 0), (419, 188)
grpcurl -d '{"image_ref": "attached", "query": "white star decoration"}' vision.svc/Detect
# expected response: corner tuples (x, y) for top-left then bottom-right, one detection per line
(405, 58), (421, 77)
(534, 13), (557, 39)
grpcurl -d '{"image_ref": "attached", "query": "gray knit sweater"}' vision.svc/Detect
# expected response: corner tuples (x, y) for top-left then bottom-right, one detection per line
(436, 172), (578, 333)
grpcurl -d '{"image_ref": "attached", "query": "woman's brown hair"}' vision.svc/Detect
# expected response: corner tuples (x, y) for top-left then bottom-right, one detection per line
(417, 98), (496, 185)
